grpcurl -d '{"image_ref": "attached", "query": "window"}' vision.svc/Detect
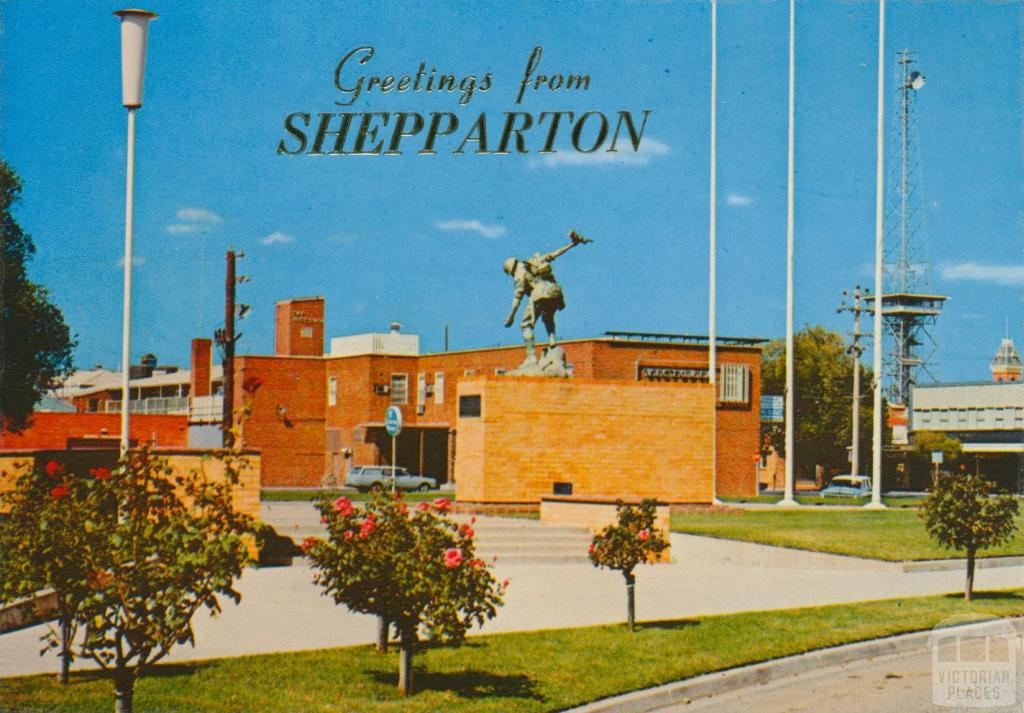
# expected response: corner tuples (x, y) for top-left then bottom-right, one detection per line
(719, 363), (750, 404)
(300, 327), (313, 338)
(459, 395), (482, 417)
(328, 376), (337, 406)
(390, 374), (408, 405)
(435, 372), (445, 405)
(417, 373), (427, 407)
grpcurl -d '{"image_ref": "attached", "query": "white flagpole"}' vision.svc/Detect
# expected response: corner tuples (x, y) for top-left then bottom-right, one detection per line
(780, 0), (798, 506)
(868, 0), (887, 509)
(709, 0), (719, 504)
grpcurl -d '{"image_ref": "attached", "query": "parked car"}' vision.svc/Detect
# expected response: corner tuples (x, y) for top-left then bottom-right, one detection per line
(820, 474), (872, 498)
(345, 465), (438, 493)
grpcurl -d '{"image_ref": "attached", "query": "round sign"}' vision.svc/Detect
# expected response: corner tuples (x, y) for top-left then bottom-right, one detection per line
(385, 406), (403, 437)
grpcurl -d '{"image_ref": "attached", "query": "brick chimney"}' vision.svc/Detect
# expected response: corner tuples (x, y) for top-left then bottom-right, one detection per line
(275, 297), (325, 356)
(190, 338), (212, 400)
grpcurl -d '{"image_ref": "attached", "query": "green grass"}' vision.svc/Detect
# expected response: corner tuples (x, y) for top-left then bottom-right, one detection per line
(2, 590), (1021, 712)
(261, 489), (446, 503)
(672, 508), (1024, 561)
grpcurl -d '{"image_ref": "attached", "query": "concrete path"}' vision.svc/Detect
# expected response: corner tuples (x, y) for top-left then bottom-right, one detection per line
(2, 514), (1023, 679)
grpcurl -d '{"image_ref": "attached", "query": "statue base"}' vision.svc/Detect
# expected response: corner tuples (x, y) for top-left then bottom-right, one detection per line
(508, 345), (572, 378)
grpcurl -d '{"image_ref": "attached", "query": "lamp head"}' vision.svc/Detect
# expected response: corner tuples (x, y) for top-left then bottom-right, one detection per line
(114, 9), (158, 108)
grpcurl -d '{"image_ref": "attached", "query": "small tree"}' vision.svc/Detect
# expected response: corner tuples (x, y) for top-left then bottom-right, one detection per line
(0, 459), (94, 684)
(921, 472), (1020, 601)
(67, 449), (256, 713)
(305, 494), (505, 695)
(588, 500), (670, 631)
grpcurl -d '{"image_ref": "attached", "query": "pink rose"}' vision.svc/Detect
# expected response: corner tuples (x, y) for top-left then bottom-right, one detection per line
(444, 547), (463, 568)
(638, 529), (650, 542)
(433, 497), (452, 513)
(333, 497), (355, 516)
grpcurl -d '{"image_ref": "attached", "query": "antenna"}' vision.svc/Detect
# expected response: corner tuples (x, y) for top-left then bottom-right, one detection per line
(873, 49), (947, 409)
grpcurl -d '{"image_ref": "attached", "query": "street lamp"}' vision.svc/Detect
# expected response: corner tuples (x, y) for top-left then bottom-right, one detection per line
(114, 8), (157, 455)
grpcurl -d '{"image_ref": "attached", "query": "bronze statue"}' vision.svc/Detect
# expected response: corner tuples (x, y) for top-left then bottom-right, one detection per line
(503, 230), (591, 375)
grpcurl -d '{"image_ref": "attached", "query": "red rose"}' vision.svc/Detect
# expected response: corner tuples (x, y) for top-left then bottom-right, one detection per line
(470, 516), (477, 524)
(344, 530), (354, 541)
(469, 558), (484, 569)
(503, 579), (510, 589)
(460, 524), (475, 538)
(416, 502), (431, 512)
(49, 484), (70, 500)
(443, 547), (463, 568)
(638, 529), (650, 542)
(45, 461), (64, 478)
(333, 497), (355, 516)
(398, 503), (409, 515)
(300, 537), (317, 553)
(588, 543), (596, 554)
(90, 467), (112, 481)
(433, 497), (452, 513)
(360, 518), (376, 538)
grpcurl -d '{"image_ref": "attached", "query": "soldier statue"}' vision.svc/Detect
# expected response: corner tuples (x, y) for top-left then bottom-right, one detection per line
(503, 230), (591, 375)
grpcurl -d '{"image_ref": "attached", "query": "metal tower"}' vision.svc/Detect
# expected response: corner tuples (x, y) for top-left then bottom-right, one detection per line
(867, 50), (947, 407)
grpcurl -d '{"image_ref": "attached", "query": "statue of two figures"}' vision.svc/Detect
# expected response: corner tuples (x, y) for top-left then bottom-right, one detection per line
(502, 230), (592, 377)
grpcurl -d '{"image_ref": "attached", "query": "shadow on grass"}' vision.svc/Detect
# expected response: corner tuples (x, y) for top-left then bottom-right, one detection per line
(940, 591), (1024, 602)
(636, 619), (700, 632)
(368, 668), (544, 701)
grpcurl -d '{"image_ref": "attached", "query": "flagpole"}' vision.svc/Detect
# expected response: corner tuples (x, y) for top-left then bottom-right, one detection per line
(709, 0), (720, 504)
(780, 0), (798, 506)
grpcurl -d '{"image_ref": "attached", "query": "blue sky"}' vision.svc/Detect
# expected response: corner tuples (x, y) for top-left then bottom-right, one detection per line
(1, 1), (1020, 384)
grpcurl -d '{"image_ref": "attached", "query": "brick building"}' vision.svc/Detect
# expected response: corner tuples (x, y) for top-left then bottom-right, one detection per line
(229, 297), (765, 499)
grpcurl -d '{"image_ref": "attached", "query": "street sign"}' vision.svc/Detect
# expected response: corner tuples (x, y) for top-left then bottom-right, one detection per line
(385, 406), (402, 437)
(931, 450), (943, 465)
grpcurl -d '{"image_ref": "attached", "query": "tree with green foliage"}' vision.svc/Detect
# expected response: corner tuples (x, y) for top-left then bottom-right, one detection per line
(588, 500), (670, 632)
(0, 459), (94, 684)
(1, 158), (75, 432)
(761, 326), (879, 479)
(305, 494), (505, 695)
(921, 472), (1019, 601)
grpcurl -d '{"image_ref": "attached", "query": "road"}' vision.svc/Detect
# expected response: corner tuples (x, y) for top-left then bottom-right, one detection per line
(664, 648), (1023, 713)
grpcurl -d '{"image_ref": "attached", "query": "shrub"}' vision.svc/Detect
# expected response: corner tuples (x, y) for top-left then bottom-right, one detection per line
(589, 499), (670, 631)
(305, 494), (505, 695)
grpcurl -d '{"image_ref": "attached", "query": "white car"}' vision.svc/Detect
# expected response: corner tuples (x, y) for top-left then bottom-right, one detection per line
(345, 465), (438, 493)
(820, 474), (872, 498)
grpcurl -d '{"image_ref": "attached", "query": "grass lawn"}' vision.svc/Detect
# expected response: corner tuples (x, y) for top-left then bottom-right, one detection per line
(672, 508), (1024, 561)
(2, 590), (1021, 712)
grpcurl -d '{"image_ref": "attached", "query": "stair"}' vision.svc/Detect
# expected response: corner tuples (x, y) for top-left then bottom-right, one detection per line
(258, 503), (593, 564)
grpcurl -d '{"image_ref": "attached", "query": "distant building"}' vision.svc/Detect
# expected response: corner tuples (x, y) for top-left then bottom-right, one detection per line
(910, 337), (1024, 493)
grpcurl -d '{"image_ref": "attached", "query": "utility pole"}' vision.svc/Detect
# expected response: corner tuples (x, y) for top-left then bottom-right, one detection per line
(839, 286), (869, 475)
(215, 249), (248, 447)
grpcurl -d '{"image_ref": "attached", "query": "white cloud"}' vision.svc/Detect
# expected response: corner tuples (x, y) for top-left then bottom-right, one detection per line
(261, 231), (295, 246)
(726, 192), (754, 207)
(435, 219), (507, 239)
(529, 137), (670, 168)
(116, 255), (145, 267)
(176, 207), (222, 224)
(941, 262), (1024, 286)
(164, 206), (222, 234)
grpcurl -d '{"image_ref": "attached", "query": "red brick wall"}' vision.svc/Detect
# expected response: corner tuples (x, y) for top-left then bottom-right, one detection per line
(274, 298), (324, 357)
(191, 338), (212, 399)
(0, 412), (187, 451)
(235, 355), (326, 486)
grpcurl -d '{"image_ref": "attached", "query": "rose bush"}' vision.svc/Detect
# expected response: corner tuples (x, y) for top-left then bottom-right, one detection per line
(305, 493), (505, 695)
(588, 499), (670, 632)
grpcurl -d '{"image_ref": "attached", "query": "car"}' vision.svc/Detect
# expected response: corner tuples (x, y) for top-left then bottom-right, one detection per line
(820, 474), (872, 498)
(345, 465), (438, 493)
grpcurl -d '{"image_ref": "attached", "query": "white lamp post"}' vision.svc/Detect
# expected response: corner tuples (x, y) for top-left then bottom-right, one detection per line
(708, 0), (719, 504)
(115, 8), (157, 455)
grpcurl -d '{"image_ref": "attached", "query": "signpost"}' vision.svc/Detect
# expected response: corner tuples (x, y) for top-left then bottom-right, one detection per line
(385, 406), (403, 493)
